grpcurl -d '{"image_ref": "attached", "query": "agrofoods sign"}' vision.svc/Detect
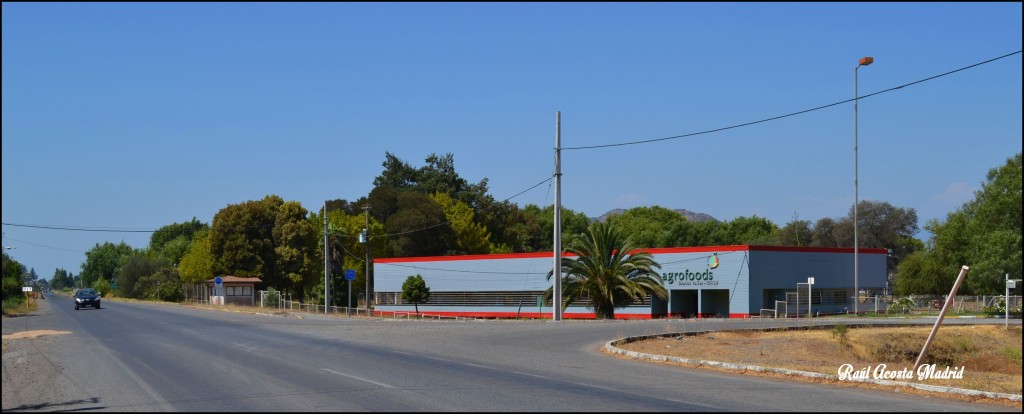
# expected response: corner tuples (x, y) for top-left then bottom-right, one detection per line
(661, 269), (718, 286)
(660, 253), (721, 286)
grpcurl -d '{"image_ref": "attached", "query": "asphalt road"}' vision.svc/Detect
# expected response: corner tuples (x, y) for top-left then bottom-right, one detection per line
(2, 293), (1017, 412)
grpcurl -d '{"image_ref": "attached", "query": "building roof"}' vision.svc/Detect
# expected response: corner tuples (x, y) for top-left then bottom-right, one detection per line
(204, 276), (263, 284)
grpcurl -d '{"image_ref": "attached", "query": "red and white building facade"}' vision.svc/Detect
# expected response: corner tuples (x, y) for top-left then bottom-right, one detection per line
(373, 245), (888, 319)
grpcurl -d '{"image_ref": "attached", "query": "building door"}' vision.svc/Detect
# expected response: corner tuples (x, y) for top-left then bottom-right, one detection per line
(670, 290), (698, 318)
(700, 289), (730, 318)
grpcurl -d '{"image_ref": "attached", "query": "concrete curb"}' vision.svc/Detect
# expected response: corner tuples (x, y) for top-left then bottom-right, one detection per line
(604, 333), (1022, 403)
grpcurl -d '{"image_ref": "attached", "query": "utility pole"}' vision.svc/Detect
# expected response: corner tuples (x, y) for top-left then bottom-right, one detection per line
(363, 204), (371, 313)
(324, 200), (330, 314)
(553, 111), (562, 321)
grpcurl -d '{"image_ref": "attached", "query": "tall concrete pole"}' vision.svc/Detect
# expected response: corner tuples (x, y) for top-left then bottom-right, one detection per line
(324, 201), (330, 314)
(853, 56), (873, 315)
(364, 204), (371, 313)
(553, 111), (562, 321)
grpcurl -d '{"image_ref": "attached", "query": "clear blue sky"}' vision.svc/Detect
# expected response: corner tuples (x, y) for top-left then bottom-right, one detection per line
(3, 2), (1021, 280)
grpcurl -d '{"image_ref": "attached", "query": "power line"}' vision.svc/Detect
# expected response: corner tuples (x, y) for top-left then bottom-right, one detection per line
(1, 223), (160, 232)
(2, 175), (555, 239)
(0, 236), (87, 254)
(563, 50), (1022, 150)
(331, 174), (554, 240)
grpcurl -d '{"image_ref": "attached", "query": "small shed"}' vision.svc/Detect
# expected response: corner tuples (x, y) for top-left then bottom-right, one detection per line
(205, 276), (262, 306)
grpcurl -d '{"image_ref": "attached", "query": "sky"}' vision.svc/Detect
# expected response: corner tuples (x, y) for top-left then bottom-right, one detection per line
(2, 2), (1021, 280)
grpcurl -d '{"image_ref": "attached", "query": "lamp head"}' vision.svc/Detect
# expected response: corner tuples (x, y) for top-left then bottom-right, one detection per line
(859, 57), (874, 66)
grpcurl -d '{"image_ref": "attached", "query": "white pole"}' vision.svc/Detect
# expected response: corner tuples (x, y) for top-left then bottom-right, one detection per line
(553, 111), (563, 322)
(1007, 273), (1010, 330)
(913, 265), (969, 372)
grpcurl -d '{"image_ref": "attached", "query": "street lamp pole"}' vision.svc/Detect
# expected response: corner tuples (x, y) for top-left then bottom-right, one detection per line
(363, 204), (371, 313)
(854, 56), (873, 315)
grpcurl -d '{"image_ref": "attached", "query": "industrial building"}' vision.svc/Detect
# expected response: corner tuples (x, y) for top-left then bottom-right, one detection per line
(373, 245), (888, 319)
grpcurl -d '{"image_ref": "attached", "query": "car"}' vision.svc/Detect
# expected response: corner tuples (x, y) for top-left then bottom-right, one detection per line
(74, 288), (101, 310)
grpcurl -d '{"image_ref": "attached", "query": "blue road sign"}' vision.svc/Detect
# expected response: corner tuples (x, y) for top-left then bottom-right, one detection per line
(345, 269), (356, 281)
(214, 276), (223, 285)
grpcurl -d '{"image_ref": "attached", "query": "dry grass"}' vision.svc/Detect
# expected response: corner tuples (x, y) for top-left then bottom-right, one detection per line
(616, 324), (1022, 405)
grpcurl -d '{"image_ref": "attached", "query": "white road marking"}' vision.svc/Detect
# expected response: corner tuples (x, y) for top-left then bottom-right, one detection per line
(512, 371), (546, 379)
(231, 343), (259, 352)
(465, 362), (498, 370)
(321, 368), (395, 388)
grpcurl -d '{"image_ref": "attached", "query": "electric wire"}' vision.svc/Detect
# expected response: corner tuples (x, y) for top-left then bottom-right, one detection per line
(8, 51), (1017, 249)
(563, 50), (1022, 150)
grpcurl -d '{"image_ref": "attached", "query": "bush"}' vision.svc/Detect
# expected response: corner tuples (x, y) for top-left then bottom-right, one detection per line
(982, 298), (1018, 317)
(887, 297), (915, 314)
(265, 287), (280, 308)
(91, 279), (111, 298)
(830, 323), (850, 346)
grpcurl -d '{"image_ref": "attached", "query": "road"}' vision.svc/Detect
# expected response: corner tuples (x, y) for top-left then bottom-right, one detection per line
(2, 293), (1016, 412)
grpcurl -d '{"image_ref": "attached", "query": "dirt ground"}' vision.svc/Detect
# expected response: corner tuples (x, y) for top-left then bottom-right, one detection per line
(615, 324), (1022, 407)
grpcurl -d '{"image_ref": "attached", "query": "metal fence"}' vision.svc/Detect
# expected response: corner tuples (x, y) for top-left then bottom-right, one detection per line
(757, 294), (1022, 318)
(250, 290), (1022, 320)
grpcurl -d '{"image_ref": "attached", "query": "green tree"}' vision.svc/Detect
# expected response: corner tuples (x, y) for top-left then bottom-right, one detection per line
(91, 278), (111, 298)
(321, 207), (386, 308)
(210, 195), (281, 289)
(386, 191), (454, 257)
(179, 230), (214, 284)
(49, 268), (74, 291)
(894, 250), (948, 295)
(139, 267), (184, 302)
(274, 200), (319, 300)
(369, 152), (523, 254)
(150, 218), (209, 265)
(210, 195), (319, 301)
(431, 192), (492, 255)
(118, 252), (169, 298)
(519, 204), (592, 252)
(660, 219), (722, 247)
(80, 241), (135, 288)
(714, 216), (778, 245)
(2, 252), (27, 303)
(775, 216), (813, 247)
(606, 206), (688, 248)
(924, 153), (1021, 294)
(401, 274), (431, 315)
(545, 221), (668, 319)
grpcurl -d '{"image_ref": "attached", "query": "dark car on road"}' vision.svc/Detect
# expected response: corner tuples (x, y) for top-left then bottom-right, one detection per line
(74, 288), (101, 310)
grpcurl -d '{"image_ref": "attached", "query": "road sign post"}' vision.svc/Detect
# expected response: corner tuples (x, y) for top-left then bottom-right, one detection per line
(345, 269), (356, 316)
(214, 276), (224, 305)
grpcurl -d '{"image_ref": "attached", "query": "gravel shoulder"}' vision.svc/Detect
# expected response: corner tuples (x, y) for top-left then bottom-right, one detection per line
(2, 298), (85, 412)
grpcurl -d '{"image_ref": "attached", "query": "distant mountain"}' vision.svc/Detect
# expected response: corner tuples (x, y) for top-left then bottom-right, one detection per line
(593, 208), (718, 223)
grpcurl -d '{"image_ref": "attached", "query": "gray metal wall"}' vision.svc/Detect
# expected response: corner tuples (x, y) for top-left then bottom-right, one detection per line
(747, 247), (887, 313)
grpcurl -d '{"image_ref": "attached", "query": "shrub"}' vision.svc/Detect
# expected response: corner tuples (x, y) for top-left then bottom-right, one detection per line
(265, 287), (280, 308)
(887, 297), (915, 314)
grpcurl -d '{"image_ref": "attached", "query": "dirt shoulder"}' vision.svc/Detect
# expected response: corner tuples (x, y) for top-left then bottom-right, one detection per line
(613, 323), (1022, 408)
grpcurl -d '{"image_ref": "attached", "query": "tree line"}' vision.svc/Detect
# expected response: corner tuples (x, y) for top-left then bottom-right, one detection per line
(54, 151), (1020, 305)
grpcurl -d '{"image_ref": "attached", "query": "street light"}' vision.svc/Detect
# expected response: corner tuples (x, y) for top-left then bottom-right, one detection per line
(854, 56), (873, 315)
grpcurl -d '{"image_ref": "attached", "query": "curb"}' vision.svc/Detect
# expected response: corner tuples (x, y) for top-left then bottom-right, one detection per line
(604, 335), (1022, 403)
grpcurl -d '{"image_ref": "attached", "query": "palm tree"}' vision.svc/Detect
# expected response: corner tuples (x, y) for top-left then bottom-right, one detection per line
(545, 221), (667, 319)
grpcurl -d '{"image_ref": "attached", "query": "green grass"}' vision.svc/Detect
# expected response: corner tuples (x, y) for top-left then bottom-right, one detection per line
(825, 310), (993, 319)
(1, 297), (36, 316)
